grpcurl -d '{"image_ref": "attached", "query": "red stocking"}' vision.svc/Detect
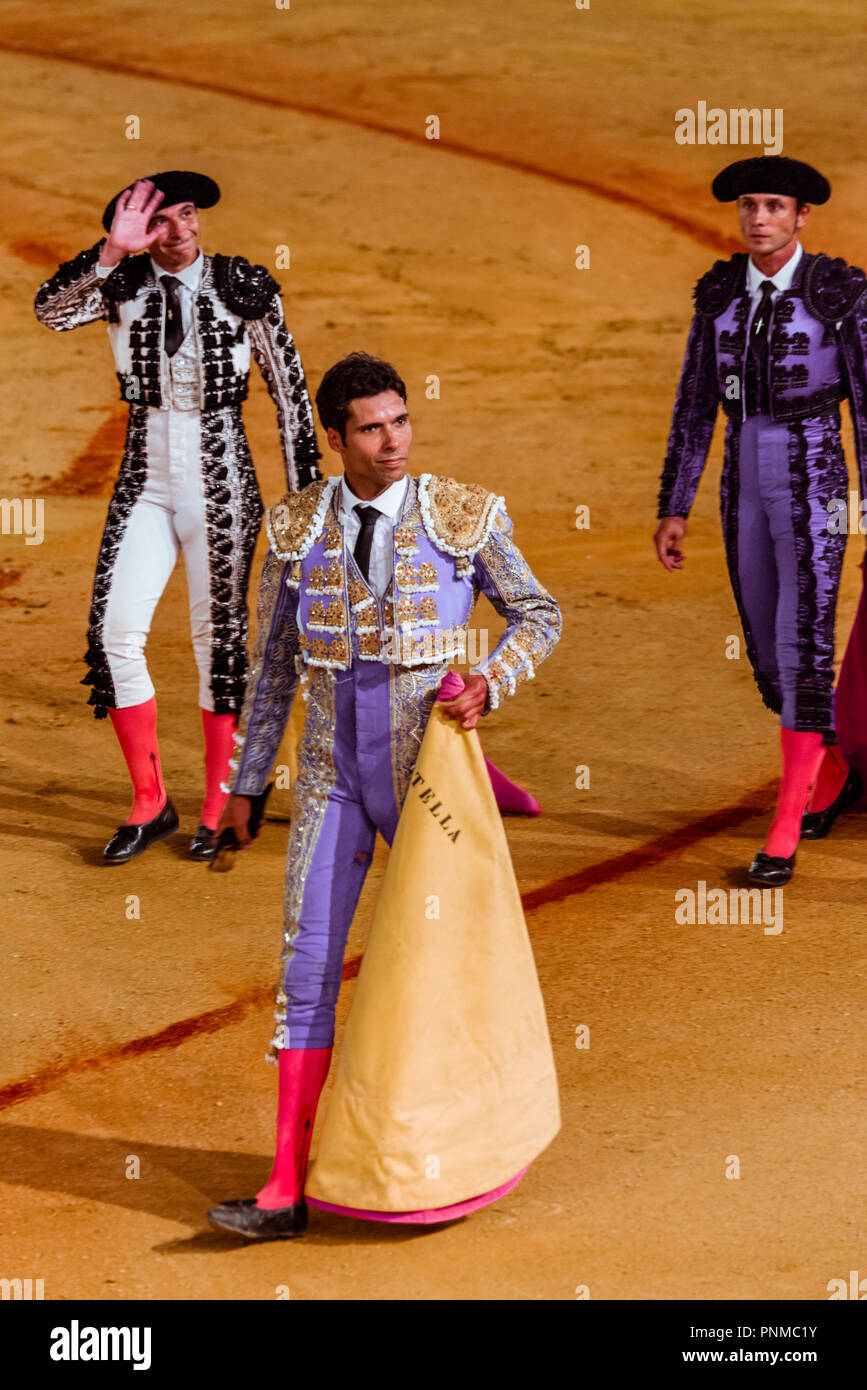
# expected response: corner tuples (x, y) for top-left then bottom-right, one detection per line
(807, 744), (849, 813)
(201, 709), (236, 830)
(108, 698), (167, 825)
(764, 728), (825, 859)
(255, 1046), (333, 1209)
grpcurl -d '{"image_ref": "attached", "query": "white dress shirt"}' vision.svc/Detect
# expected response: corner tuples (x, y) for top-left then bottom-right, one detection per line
(745, 237), (840, 338)
(96, 251), (203, 336)
(746, 237), (803, 307)
(746, 240), (803, 339)
(339, 474), (409, 597)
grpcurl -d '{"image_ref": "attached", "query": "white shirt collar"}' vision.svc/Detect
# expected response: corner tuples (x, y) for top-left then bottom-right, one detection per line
(746, 238), (803, 295)
(151, 250), (203, 290)
(340, 474), (409, 519)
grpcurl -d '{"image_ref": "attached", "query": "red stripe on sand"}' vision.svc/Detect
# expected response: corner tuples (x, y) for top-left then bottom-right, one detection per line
(0, 782), (775, 1114)
(12, 234), (126, 497)
(521, 778), (778, 911)
(45, 411), (127, 497)
(0, 987), (267, 1114)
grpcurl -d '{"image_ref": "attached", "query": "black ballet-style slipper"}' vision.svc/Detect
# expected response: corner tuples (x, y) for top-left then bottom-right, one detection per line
(189, 824), (217, 861)
(103, 799), (179, 863)
(747, 850), (795, 886)
(206, 1197), (308, 1240)
(800, 767), (863, 840)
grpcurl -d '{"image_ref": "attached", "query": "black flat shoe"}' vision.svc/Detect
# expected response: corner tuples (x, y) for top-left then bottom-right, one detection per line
(800, 766), (863, 840)
(103, 799), (179, 863)
(189, 823), (217, 861)
(206, 1197), (308, 1240)
(747, 850), (795, 886)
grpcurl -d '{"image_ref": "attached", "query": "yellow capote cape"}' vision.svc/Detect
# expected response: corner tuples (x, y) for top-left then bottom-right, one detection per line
(305, 704), (561, 1212)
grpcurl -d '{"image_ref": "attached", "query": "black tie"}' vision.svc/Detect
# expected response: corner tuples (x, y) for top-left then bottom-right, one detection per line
(751, 279), (776, 350)
(353, 505), (380, 583)
(746, 279), (776, 416)
(161, 275), (184, 357)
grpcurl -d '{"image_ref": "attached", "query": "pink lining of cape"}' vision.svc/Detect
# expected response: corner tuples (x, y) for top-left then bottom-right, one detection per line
(306, 1165), (530, 1224)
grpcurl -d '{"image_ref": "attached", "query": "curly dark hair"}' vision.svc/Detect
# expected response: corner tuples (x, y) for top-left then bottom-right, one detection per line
(315, 352), (407, 442)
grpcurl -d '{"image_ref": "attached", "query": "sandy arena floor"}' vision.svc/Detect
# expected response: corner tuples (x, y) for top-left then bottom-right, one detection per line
(0, 0), (865, 1300)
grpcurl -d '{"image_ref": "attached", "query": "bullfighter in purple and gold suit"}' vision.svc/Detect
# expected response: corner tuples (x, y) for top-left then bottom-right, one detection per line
(206, 352), (561, 1240)
(655, 156), (867, 886)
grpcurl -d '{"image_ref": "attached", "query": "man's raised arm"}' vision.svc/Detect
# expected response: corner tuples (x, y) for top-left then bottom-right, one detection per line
(34, 179), (166, 332)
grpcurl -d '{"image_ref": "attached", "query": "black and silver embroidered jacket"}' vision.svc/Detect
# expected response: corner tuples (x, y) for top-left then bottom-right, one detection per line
(34, 240), (321, 492)
(34, 241), (322, 720)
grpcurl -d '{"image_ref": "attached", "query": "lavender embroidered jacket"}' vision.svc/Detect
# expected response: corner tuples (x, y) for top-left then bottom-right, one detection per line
(228, 474), (562, 799)
(657, 250), (867, 520)
(33, 241), (321, 717)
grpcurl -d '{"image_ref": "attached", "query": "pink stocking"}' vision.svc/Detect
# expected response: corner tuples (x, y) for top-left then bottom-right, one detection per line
(200, 709), (236, 830)
(807, 744), (849, 813)
(255, 1046), (333, 1209)
(764, 728), (826, 859)
(108, 698), (167, 825)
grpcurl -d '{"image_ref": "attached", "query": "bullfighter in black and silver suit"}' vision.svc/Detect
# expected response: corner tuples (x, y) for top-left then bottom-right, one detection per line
(34, 172), (321, 862)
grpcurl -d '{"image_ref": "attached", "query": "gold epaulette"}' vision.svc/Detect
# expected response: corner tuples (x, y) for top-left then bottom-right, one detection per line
(417, 474), (505, 560)
(266, 477), (339, 560)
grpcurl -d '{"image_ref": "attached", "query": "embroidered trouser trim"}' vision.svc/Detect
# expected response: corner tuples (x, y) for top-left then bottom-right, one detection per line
(269, 659), (446, 1059)
(721, 413), (847, 734)
(87, 406), (261, 714)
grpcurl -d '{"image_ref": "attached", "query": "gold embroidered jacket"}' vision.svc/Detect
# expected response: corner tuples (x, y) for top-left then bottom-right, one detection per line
(228, 473), (561, 796)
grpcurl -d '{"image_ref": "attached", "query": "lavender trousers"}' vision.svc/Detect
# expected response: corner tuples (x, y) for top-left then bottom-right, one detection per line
(275, 658), (443, 1051)
(721, 412), (849, 735)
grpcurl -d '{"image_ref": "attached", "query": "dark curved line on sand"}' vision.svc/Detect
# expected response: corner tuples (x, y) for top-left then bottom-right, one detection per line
(0, 40), (738, 255)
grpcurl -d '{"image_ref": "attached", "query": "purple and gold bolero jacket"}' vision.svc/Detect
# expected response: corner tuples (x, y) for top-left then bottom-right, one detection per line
(228, 474), (561, 797)
(657, 251), (867, 519)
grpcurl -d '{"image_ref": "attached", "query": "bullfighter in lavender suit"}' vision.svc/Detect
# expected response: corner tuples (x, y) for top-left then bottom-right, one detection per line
(206, 352), (561, 1240)
(654, 156), (867, 886)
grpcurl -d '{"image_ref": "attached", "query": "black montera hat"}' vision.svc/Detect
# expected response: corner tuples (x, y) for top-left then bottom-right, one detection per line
(102, 171), (221, 232)
(712, 156), (830, 204)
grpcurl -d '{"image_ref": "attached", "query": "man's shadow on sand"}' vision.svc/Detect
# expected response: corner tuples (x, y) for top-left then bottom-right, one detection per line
(0, 1122), (450, 1250)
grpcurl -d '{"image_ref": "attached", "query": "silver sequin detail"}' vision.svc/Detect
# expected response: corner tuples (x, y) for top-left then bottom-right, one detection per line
(267, 665), (338, 1062)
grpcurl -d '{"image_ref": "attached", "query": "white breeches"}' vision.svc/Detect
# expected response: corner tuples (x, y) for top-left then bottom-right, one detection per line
(102, 409), (215, 710)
